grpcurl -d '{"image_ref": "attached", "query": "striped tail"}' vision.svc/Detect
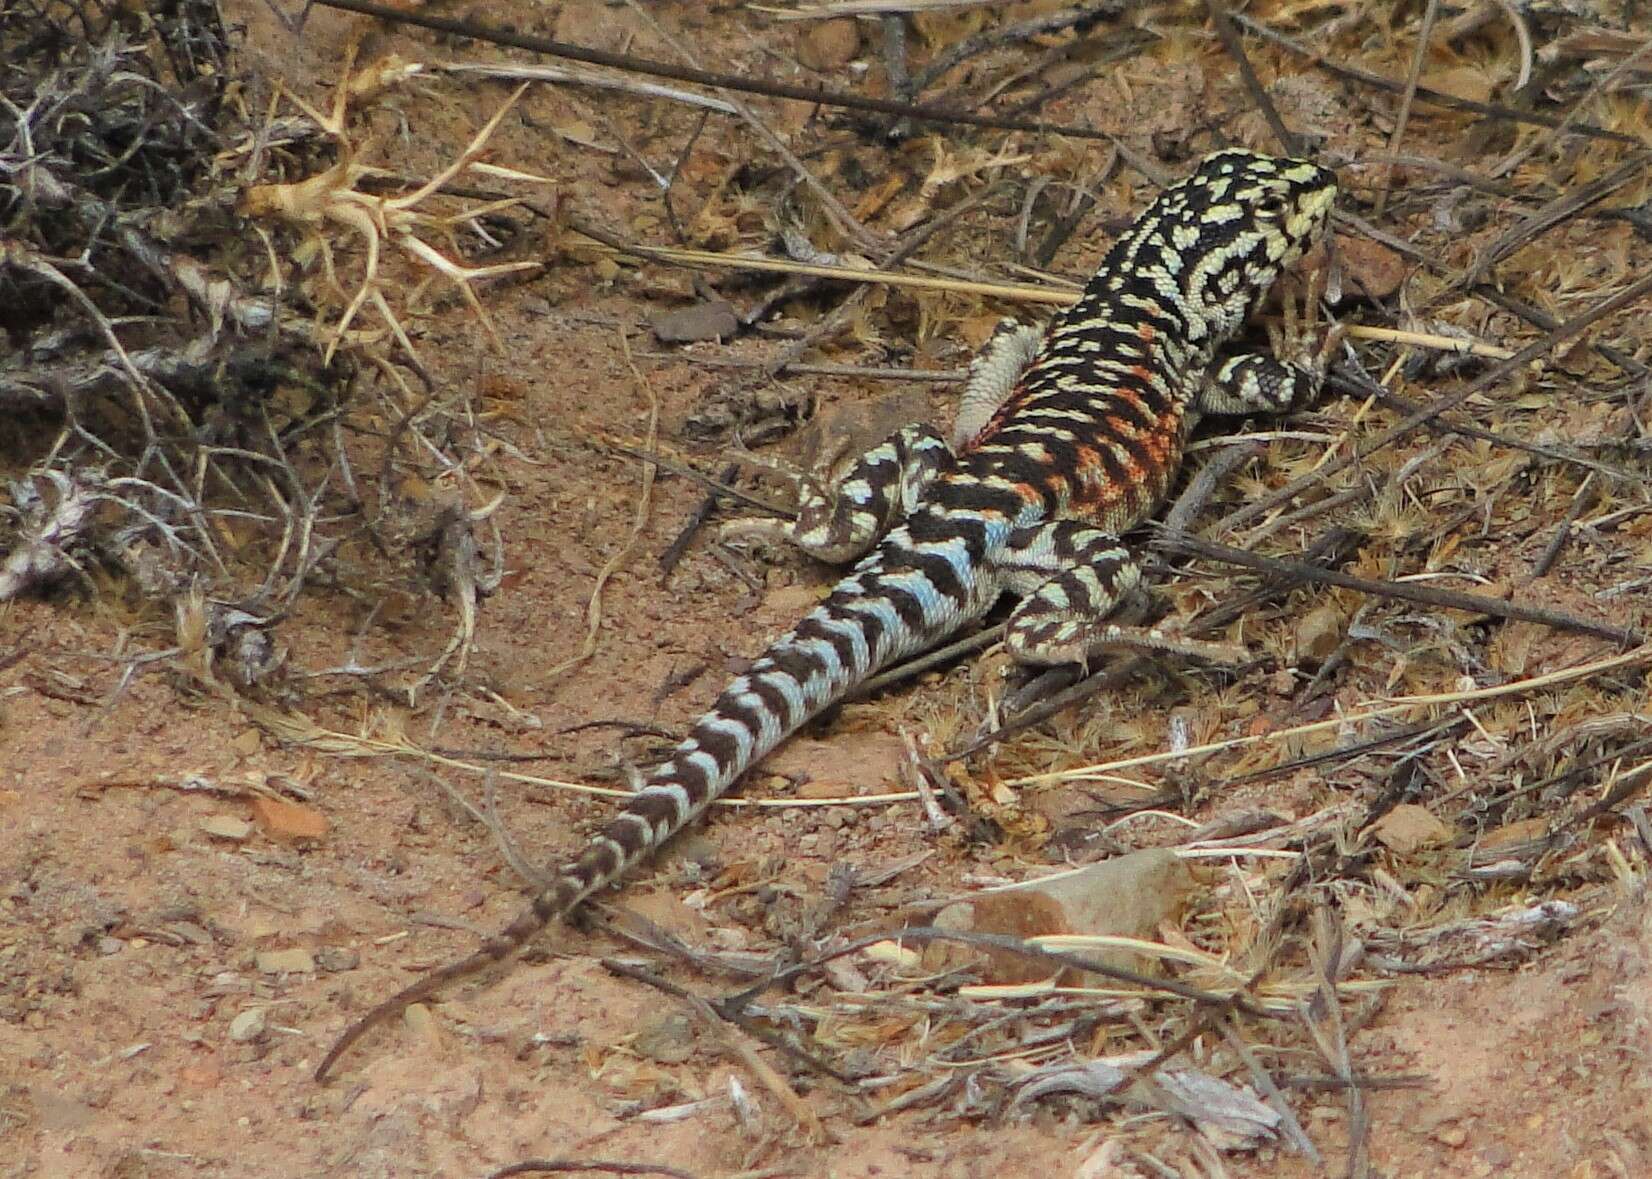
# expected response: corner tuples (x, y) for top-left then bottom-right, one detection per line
(316, 525), (988, 1080)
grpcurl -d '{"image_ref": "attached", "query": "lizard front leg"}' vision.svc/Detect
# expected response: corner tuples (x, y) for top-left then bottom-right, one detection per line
(1195, 286), (1340, 416)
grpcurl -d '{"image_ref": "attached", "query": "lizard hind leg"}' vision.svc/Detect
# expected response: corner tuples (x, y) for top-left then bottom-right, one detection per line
(995, 520), (1245, 666)
(720, 422), (954, 564)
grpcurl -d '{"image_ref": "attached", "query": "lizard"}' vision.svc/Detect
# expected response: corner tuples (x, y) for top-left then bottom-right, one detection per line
(316, 147), (1339, 1080)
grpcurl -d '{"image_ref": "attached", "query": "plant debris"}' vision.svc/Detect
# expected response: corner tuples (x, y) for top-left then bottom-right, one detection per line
(8, 0), (1652, 1174)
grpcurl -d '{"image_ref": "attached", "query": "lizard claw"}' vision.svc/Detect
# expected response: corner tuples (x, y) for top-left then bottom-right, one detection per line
(1267, 282), (1343, 408)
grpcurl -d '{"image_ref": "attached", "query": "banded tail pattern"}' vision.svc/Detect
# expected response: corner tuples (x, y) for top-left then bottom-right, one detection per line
(317, 148), (1338, 1080)
(315, 510), (1007, 1080)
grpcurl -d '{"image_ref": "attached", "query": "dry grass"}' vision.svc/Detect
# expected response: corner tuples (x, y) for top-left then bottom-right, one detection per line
(1, 0), (540, 706)
(8, 0), (1652, 1172)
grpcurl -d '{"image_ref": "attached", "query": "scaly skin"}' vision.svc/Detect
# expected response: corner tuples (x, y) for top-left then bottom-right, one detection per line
(316, 148), (1338, 1080)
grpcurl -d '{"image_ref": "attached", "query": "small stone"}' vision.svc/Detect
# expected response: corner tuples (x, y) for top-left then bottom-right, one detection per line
(227, 1008), (267, 1043)
(404, 1003), (444, 1054)
(797, 18), (860, 71)
(249, 797), (328, 841)
(169, 922), (211, 946)
(1434, 1123), (1469, 1148)
(97, 936), (124, 956)
(633, 1013), (696, 1064)
(796, 780), (853, 800)
(762, 584), (826, 618)
(315, 946), (360, 973)
(1476, 817), (1548, 852)
(922, 902), (982, 974)
(961, 850), (1196, 984)
(200, 815), (254, 842)
(256, 947), (316, 975)
(177, 1060), (223, 1091)
(612, 889), (711, 942)
(1420, 66), (1493, 105)
(1370, 804), (1452, 856)
(861, 940), (922, 972)
(1334, 234), (1407, 301)
(1294, 602), (1344, 664)
(648, 300), (739, 344)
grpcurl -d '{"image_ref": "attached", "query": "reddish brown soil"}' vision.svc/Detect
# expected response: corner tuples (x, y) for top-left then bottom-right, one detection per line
(4, 4), (1649, 1178)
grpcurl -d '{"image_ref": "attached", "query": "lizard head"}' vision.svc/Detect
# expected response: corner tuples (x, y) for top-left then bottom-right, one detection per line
(1138, 148), (1338, 341)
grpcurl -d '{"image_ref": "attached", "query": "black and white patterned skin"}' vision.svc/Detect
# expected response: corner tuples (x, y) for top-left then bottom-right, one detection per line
(317, 148), (1339, 1078)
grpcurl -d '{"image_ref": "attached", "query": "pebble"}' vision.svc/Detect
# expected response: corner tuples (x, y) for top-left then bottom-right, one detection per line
(797, 18), (859, 71)
(1434, 1124), (1469, 1148)
(1370, 804), (1452, 856)
(255, 947), (316, 975)
(249, 797), (328, 841)
(1334, 234), (1406, 301)
(633, 1013), (696, 1064)
(200, 815), (254, 842)
(315, 946), (360, 973)
(227, 1008), (267, 1043)
(404, 1003), (444, 1054)
(1294, 602), (1344, 663)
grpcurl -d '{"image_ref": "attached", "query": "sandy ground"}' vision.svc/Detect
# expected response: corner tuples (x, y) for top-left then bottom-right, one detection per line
(4, 3), (1651, 1177)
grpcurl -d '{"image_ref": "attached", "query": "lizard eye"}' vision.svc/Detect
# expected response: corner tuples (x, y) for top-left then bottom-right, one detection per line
(1254, 193), (1291, 219)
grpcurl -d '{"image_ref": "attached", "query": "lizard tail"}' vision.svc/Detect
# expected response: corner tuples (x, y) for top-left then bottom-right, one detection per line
(317, 528), (986, 1080)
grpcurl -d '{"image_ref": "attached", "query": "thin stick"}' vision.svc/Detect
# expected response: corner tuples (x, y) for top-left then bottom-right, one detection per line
(602, 960), (834, 1138)
(598, 241), (1071, 304)
(1373, 0), (1439, 219)
(1528, 473), (1596, 581)
(244, 705), (923, 809)
(854, 624), (1005, 697)
(1155, 527), (1641, 645)
(1005, 644), (1652, 788)
(642, 353), (966, 383)
(1206, 0), (1299, 155)
(542, 328), (659, 683)
(590, 234), (1538, 368)
(904, 3), (1119, 96)
(306, 0), (1149, 151)
(1232, 11), (1638, 145)
(490, 1161), (700, 1179)
(440, 62), (737, 113)
(658, 462), (741, 579)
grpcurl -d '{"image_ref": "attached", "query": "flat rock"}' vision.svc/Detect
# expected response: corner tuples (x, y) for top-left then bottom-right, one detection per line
(249, 796), (328, 841)
(1371, 804), (1452, 856)
(227, 1007), (267, 1043)
(1335, 234), (1407, 301)
(633, 1013), (697, 1064)
(200, 815), (253, 842)
(648, 300), (739, 344)
(255, 947), (316, 975)
(797, 19), (859, 71)
(932, 848), (1196, 985)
